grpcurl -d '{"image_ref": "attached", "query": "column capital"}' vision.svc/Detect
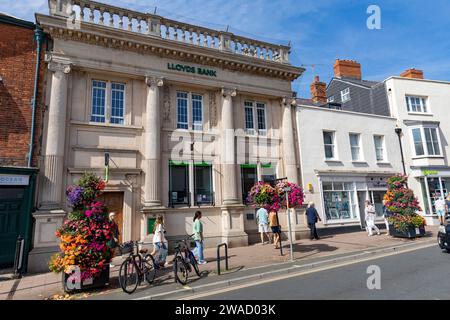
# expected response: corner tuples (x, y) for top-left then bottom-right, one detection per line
(221, 87), (237, 98)
(281, 94), (296, 106)
(48, 61), (72, 74)
(145, 76), (164, 87)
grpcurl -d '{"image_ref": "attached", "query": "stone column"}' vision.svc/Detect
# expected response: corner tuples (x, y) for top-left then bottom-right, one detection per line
(143, 76), (164, 208)
(29, 61), (71, 273)
(281, 97), (298, 184)
(221, 88), (239, 205)
(40, 62), (71, 209)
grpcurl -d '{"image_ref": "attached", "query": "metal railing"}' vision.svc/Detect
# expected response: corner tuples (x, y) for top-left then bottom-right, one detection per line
(216, 243), (229, 275)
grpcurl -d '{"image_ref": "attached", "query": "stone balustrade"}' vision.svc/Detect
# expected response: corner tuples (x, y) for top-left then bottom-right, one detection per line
(50, 0), (290, 64)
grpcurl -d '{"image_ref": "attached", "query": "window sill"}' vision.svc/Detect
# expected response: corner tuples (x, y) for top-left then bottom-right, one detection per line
(324, 159), (342, 163)
(376, 161), (391, 165)
(412, 155), (444, 160)
(70, 120), (143, 130)
(407, 112), (433, 116)
(351, 160), (367, 164)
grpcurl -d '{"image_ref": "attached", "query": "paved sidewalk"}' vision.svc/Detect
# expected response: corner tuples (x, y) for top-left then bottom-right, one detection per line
(0, 226), (438, 300)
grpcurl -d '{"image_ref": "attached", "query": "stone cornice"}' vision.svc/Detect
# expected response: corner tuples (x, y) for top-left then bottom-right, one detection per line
(36, 13), (303, 82)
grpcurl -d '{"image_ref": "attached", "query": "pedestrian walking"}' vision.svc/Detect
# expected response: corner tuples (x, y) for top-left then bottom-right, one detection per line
(365, 200), (380, 236)
(256, 207), (271, 244)
(108, 212), (120, 267)
(446, 194), (450, 219)
(304, 202), (321, 240)
(151, 215), (169, 267)
(268, 209), (281, 249)
(382, 199), (393, 235)
(435, 196), (446, 225)
(192, 211), (207, 265)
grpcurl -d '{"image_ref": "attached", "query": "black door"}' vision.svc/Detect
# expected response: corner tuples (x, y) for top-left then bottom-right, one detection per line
(0, 187), (25, 267)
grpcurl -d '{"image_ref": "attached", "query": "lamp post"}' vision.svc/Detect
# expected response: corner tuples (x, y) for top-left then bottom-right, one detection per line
(283, 186), (294, 262)
(395, 126), (407, 175)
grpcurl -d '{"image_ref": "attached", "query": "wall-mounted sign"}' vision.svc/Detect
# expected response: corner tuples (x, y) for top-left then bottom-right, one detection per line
(423, 170), (439, 176)
(0, 174), (29, 186)
(167, 63), (217, 77)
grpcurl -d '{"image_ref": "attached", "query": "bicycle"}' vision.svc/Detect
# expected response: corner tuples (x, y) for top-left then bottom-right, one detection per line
(118, 241), (157, 294)
(173, 234), (202, 285)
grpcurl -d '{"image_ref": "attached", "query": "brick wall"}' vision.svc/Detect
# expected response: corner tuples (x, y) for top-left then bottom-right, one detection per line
(0, 22), (46, 167)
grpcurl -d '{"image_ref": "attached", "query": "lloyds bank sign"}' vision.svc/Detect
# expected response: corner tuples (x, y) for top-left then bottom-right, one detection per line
(167, 63), (217, 77)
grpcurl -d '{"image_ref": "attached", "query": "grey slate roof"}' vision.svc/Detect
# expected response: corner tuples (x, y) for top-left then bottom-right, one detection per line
(325, 77), (390, 116)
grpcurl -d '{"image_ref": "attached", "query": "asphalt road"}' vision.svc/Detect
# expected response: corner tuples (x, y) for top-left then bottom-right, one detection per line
(195, 245), (450, 300)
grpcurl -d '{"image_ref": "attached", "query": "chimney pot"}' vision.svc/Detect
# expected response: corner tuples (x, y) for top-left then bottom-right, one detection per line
(400, 68), (424, 79)
(310, 75), (327, 104)
(333, 59), (362, 80)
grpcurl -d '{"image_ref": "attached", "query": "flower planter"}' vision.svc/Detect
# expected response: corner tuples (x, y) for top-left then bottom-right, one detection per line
(62, 264), (110, 293)
(389, 225), (426, 238)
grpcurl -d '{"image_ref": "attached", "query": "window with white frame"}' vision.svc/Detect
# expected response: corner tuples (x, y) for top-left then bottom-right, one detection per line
(411, 126), (442, 157)
(244, 101), (255, 134)
(341, 88), (350, 103)
(91, 80), (125, 124)
(244, 101), (267, 135)
(406, 96), (428, 113)
(349, 133), (361, 161)
(323, 131), (336, 159)
(373, 135), (385, 162)
(327, 96), (334, 103)
(176, 91), (203, 130)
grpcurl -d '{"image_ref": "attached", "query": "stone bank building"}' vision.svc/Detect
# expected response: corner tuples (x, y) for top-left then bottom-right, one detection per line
(30, 0), (304, 271)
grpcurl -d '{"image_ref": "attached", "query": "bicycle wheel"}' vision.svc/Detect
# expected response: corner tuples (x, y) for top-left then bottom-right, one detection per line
(144, 254), (157, 285)
(118, 257), (139, 294)
(189, 251), (201, 277)
(173, 255), (188, 285)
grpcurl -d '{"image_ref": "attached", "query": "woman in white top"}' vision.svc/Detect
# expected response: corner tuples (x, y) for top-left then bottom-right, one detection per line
(365, 200), (380, 236)
(151, 215), (169, 267)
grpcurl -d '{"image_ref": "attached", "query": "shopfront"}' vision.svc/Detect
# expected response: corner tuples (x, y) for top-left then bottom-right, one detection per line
(319, 175), (390, 226)
(0, 167), (37, 272)
(413, 169), (450, 216)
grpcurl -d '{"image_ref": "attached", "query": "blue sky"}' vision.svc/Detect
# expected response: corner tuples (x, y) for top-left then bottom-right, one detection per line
(1, 0), (449, 97)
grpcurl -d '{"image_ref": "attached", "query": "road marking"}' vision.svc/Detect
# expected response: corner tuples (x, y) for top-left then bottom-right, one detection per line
(179, 242), (435, 300)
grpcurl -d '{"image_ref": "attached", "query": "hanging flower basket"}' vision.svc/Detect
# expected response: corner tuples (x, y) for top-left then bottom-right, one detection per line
(246, 181), (304, 211)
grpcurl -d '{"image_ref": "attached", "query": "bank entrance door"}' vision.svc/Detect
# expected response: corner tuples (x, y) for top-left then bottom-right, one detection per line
(0, 187), (26, 267)
(98, 192), (124, 244)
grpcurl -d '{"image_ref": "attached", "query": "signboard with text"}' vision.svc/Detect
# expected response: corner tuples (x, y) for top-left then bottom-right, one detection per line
(0, 174), (29, 186)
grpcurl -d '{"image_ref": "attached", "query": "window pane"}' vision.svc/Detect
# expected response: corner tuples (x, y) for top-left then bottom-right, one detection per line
(412, 128), (424, 156)
(325, 145), (334, 159)
(405, 97), (410, 112)
(111, 83), (125, 124)
(425, 128), (440, 155)
(177, 92), (188, 129)
(374, 136), (384, 161)
(91, 80), (106, 122)
(257, 103), (266, 131)
(261, 165), (276, 185)
(350, 134), (360, 161)
(351, 147), (360, 161)
(421, 98), (427, 113)
(241, 166), (257, 203)
(169, 164), (189, 205)
(195, 165), (212, 204)
(245, 107), (254, 131)
(323, 132), (333, 145)
(322, 182), (333, 191)
(431, 128), (440, 155)
(192, 94), (203, 130)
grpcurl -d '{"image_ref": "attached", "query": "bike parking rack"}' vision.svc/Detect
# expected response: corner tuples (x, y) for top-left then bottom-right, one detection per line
(216, 243), (229, 275)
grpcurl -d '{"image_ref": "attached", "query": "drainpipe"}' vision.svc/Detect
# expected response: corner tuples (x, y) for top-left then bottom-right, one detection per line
(27, 26), (44, 168)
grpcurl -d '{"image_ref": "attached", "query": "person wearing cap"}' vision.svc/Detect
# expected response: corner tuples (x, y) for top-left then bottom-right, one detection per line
(304, 202), (321, 240)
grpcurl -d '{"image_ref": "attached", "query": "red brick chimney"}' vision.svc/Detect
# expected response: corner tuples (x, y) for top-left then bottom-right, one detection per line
(400, 68), (424, 79)
(333, 59), (362, 80)
(310, 75), (327, 104)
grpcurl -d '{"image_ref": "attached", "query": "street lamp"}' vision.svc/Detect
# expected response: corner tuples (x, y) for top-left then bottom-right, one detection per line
(395, 126), (407, 175)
